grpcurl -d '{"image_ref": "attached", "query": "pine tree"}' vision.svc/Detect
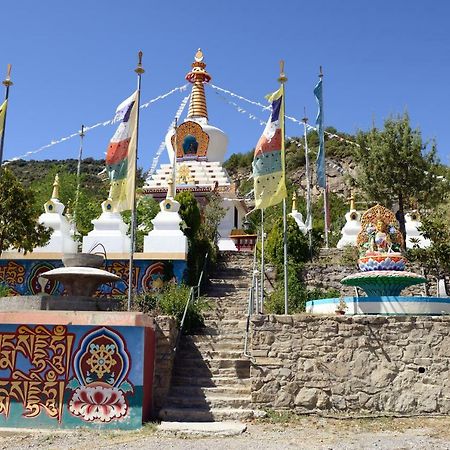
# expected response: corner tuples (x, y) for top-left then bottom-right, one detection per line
(355, 113), (448, 244)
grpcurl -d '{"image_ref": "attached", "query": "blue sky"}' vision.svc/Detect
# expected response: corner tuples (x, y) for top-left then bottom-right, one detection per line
(1, 0), (449, 171)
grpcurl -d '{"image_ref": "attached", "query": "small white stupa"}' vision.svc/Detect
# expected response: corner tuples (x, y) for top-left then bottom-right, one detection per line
(34, 174), (78, 253)
(82, 197), (131, 254)
(337, 191), (362, 249)
(405, 212), (431, 249)
(143, 180), (188, 259)
(289, 192), (307, 235)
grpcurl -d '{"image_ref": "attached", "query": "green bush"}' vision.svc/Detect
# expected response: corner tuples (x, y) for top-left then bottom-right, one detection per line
(264, 262), (339, 314)
(157, 283), (209, 334)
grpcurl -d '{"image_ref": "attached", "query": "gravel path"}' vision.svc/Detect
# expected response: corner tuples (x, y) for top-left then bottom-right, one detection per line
(1, 417), (450, 449)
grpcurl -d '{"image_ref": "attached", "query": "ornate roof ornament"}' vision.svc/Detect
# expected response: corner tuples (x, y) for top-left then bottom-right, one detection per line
(185, 48), (211, 120)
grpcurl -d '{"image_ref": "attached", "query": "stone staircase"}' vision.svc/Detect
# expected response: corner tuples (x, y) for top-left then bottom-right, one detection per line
(159, 251), (260, 422)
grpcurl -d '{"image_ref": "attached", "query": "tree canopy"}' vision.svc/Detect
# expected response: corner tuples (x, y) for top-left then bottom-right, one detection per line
(0, 168), (51, 254)
(355, 113), (449, 241)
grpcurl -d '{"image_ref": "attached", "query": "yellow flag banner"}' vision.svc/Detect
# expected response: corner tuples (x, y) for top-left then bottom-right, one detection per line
(251, 87), (287, 210)
(105, 92), (138, 212)
(0, 99), (7, 139)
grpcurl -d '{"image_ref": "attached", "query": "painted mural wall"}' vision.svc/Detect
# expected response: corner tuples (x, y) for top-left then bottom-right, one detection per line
(0, 259), (186, 297)
(0, 323), (155, 429)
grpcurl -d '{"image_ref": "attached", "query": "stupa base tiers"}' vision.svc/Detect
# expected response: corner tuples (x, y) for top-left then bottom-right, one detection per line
(306, 296), (450, 316)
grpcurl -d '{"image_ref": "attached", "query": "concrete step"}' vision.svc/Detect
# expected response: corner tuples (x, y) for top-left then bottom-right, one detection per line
(159, 406), (262, 422)
(180, 341), (244, 352)
(171, 375), (251, 388)
(182, 335), (244, 344)
(165, 394), (251, 409)
(177, 350), (245, 360)
(172, 364), (250, 379)
(174, 357), (250, 370)
(169, 385), (250, 397)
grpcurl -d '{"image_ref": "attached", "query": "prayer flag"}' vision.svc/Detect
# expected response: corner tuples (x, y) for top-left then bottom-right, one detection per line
(252, 87), (287, 210)
(106, 91), (138, 212)
(314, 78), (326, 188)
(0, 100), (7, 139)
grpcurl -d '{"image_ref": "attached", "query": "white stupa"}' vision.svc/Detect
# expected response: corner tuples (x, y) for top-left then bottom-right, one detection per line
(336, 191), (362, 249)
(34, 174), (78, 254)
(143, 180), (188, 259)
(405, 212), (431, 249)
(289, 192), (307, 235)
(143, 49), (246, 251)
(82, 198), (131, 254)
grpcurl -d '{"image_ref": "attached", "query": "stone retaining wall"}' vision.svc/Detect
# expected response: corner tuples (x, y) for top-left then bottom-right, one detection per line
(250, 314), (450, 416)
(153, 316), (177, 413)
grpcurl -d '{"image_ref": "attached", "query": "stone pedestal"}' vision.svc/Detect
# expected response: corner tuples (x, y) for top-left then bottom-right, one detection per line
(82, 199), (131, 253)
(337, 210), (362, 249)
(143, 198), (187, 259)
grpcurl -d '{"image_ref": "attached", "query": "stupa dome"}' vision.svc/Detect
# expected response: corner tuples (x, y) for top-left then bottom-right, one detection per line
(166, 49), (228, 164)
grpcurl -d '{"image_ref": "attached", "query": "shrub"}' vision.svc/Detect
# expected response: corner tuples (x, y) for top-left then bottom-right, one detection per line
(157, 283), (209, 334)
(0, 283), (11, 297)
(264, 262), (340, 314)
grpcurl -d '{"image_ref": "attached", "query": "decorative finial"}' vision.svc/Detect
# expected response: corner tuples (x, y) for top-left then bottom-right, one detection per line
(195, 48), (203, 62)
(302, 106), (308, 124)
(51, 173), (60, 200)
(2, 64), (13, 87)
(278, 60), (287, 83)
(135, 51), (145, 75)
(80, 124), (85, 138)
(319, 65), (323, 79)
(186, 48), (211, 119)
(292, 191), (297, 211)
(167, 179), (174, 199)
(348, 189), (356, 211)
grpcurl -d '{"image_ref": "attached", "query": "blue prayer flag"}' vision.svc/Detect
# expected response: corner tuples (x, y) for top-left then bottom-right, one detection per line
(314, 78), (326, 188)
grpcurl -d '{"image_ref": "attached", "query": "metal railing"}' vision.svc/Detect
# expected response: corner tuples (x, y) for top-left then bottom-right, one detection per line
(173, 252), (209, 354)
(243, 234), (259, 359)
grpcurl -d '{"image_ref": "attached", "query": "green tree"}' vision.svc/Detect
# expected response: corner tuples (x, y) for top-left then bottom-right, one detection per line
(407, 209), (450, 279)
(355, 113), (448, 243)
(122, 195), (160, 252)
(175, 191), (201, 240)
(30, 166), (107, 237)
(265, 216), (312, 269)
(0, 168), (51, 254)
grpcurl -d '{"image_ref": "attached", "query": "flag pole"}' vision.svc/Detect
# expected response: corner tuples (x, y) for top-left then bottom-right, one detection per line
(260, 208), (265, 312)
(278, 60), (288, 315)
(0, 64), (13, 168)
(74, 124), (85, 230)
(127, 51), (145, 311)
(319, 66), (330, 249)
(302, 110), (313, 254)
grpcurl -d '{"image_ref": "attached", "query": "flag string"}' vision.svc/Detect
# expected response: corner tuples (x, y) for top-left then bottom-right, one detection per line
(3, 84), (189, 165)
(145, 94), (191, 183)
(209, 84), (361, 148)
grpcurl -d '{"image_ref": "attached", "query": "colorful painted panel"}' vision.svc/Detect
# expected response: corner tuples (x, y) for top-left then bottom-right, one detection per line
(0, 323), (154, 429)
(0, 259), (186, 297)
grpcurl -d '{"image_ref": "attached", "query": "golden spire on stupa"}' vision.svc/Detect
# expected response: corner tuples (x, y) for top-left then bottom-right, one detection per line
(292, 191), (297, 211)
(51, 173), (60, 200)
(185, 49), (211, 120)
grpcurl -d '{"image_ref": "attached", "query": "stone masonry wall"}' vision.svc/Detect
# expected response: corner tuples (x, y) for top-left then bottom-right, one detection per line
(153, 316), (177, 414)
(250, 314), (450, 416)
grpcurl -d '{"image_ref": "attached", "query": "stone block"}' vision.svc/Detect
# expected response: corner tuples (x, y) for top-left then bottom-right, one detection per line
(294, 388), (319, 409)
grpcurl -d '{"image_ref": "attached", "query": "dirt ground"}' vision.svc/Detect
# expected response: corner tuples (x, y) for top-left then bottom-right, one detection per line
(1, 416), (450, 449)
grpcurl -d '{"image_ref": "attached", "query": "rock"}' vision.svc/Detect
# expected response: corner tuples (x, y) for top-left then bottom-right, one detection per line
(294, 388), (319, 409)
